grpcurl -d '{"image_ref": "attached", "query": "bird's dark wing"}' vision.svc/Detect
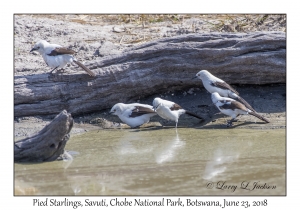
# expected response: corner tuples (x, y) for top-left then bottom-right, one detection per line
(47, 47), (76, 56)
(170, 103), (183, 111)
(129, 106), (156, 118)
(219, 99), (233, 104)
(211, 81), (239, 95)
(219, 100), (247, 111)
(236, 96), (256, 112)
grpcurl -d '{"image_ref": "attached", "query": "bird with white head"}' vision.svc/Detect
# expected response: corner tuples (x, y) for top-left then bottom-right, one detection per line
(194, 70), (269, 123)
(153, 97), (204, 128)
(30, 40), (96, 77)
(211, 92), (269, 126)
(110, 103), (157, 128)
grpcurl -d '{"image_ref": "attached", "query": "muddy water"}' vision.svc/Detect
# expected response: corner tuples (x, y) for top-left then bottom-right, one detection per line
(15, 128), (285, 195)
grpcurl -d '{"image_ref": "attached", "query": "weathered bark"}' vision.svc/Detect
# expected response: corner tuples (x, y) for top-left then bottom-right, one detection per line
(14, 32), (286, 117)
(14, 110), (73, 162)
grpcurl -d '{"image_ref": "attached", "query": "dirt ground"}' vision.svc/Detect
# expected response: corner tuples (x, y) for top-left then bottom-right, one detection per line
(14, 14), (286, 140)
(14, 14), (286, 75)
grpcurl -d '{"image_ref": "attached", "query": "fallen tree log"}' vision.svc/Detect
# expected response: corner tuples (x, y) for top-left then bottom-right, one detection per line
(14, 32), (286, 117)
(14, 110), (73, 162)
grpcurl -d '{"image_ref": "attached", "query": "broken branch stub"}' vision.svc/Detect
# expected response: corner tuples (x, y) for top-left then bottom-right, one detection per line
(14, 110), (74, 162)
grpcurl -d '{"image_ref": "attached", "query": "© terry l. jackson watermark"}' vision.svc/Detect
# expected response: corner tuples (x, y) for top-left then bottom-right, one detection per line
(206, 181), (276, 192)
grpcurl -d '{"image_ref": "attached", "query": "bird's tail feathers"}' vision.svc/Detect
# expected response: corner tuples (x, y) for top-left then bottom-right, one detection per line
(237, 96), (255, 112)
(249, 112), (270, 123)
(185, 111), (204, 121)
(74, 60), (96, 77)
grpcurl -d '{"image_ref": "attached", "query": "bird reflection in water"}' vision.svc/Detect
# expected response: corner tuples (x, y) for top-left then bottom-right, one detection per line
(154, 131), (185, 164)
(203, 148), (239, 180)
(112, 130), (185, 164)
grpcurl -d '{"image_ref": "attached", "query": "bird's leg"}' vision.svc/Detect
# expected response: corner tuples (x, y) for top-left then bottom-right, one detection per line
(60, 68), (65, 73)
(226, 118), (235, 127)
(231, 115), (239, 122)
(175, 122), (178, 128)
(56, 68), (66, 74)
(49, 66), (59, 74)
(227, 115), (240, 126)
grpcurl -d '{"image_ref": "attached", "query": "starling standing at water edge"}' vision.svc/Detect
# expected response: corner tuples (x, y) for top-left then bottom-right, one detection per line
(194, 70), (255, 111)
(153, 97), (204, 128)
(194, 70), (269, 123)
(110, 103), (157, 128)
(211, 92), (269, 127)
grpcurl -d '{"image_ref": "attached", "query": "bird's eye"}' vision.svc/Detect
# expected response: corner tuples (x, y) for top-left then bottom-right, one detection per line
(114, 109), (116, 112)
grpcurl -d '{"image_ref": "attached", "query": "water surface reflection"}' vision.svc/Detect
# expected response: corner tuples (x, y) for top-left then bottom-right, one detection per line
(15, 128), (285, 195)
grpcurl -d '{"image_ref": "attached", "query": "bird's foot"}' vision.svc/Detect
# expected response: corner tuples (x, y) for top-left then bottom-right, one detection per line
(56, 69), (65, 74)
(226, 120), (233, 127)
(226, 123), (233, 127)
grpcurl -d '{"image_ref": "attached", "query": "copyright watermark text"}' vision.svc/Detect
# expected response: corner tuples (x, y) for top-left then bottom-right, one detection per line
(206, 181), (276, 192)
